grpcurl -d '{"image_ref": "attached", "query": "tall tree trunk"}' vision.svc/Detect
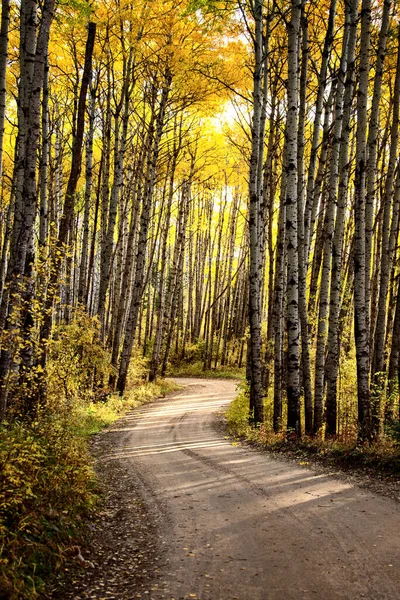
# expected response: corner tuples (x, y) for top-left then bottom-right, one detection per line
(297, 10), (312, 435)
(365, 0), (392, 347)
(0, 0), (55, 419)
(307, 87), (334, 321)
(39, 52), (49, 248)
(304, 0), (337, 262)
(248, 0), (265, 424)
(325, 0), (358, 436)
(161, 181), (190, 376)
(98, 51), (133, 331)
(273, 161), (286, 432)
(353, 0), (372, 441)
(285, 0), (301, 435)
(39, 21), (96, 363)
(313, 6), (350, 434)
(117, 71), (172, 394)
(109, 145), (145, 379)
(78, 79), (96, 305)
(371, 25), (400, 435)
(149, 138), (181, 382)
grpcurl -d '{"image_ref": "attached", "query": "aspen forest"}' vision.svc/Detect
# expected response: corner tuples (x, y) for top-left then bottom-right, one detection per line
(1, 0), (398, 438)
(1, 0), (400, 597)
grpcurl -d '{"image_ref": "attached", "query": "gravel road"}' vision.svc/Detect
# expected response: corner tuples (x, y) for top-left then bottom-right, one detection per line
(96, 377), (400, 600)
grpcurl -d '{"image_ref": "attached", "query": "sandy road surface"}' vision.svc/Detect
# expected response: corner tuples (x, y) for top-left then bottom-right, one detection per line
(101, 378), (400, 600)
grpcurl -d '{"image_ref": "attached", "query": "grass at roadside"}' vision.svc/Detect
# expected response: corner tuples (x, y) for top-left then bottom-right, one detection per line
(73, 379), (180, 438)
(225, 388), (400, 478)
(0, 378), (180, 600)
(168, 361), (245, 380)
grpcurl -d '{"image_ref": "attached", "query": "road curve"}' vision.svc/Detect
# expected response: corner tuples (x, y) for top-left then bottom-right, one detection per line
(104, 378), (400, 600)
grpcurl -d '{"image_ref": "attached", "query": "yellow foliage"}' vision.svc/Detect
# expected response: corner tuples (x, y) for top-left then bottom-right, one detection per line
(47, 309), (114, 408)
(0, 417), (97, 599)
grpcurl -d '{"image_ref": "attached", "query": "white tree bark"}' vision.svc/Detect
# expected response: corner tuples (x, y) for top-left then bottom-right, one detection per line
(325, 0), (358, 436)
(285, 0), (301, 435)
(354, 0), (372, 440)
(313, 6), (350, 434)
(117, 71), (172, 394)
(247, 0), (265, 424)
(365, 0), (392, 345)
(304, 0), (337, 262)
(371, 25), (400, 434)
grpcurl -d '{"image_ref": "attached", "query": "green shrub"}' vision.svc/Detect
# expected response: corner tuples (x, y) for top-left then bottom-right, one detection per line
(0, 298), (181, 599)
(173, 341), (207, 364)
(0, 417), (97, 599)
(387, 421), (400, 447)
(47, 310), (113, 408)
(126, 346), (149, 388)
(169, 360), (245, 379)
(0, 375), (181, 599)
(225, 383), (251, 436)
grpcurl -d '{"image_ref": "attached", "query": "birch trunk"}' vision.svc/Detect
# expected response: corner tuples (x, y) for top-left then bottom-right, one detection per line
(78, 80), (96, 305)
(148, 143), (180, 381)
(365, 0), (392, 344)
(304, 0), (337, 261)
(307, 87), (334, 320)
(385, 167), (400, 421)
(325, 0), (358, 436)
(353, 0), (372, 440)
(273, 162), (286, 432)
(285, 0), (301, 435)
(0, 0), (55, 419)
(39, 20), (96, 362)
(248, 0), (264, 424)
(110, 146), (145, 378)
(117, 72), (171, 394)
(98, 52), (133, 329)
(161, 182), (190, 376)
(313, 8), (350, 434)
(371, 25), (400, 434)
(297, 11), (312, 434)
(38, 52), (49, 248)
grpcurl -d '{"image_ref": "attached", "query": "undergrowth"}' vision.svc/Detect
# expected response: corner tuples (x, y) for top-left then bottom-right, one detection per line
(225, 388), (400, 476)
(168, 360), (244, 380)
(72, 379), (180, 438)
(0, 415), (97, 599)
(0, 379), (178, 600)
(0, 313), (180, 600)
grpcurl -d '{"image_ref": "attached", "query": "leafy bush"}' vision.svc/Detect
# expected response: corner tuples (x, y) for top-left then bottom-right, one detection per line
(0, 417), (97, 599)
(225, 383), (251, 436)
(173, 341), (207, 364)
(0, 375), (181, 599)
(0, 303), (181, 599)
(387, 421), (400, 447)
(47, 310), (113, 407)
(169, 360), (245, 379)
(126, 346), (149, 388)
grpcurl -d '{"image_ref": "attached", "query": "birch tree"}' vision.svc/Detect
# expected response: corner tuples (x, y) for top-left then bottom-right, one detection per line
(353, 0), (372, 440)
(285, 0), (301, 435)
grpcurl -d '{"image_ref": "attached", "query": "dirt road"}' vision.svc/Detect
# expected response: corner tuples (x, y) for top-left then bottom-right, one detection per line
(97, 378), (399, 600)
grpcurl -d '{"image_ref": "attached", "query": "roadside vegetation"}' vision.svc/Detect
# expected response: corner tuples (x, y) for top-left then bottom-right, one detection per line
(0, 312), (178, 600)
(168, 362), (244, 380)
(226, 383), (400, 478)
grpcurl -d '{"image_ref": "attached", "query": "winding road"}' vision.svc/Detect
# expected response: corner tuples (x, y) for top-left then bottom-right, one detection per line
(103, 378), (400, 600)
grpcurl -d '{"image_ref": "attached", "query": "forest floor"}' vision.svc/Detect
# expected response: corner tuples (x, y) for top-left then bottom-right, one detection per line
(51, 378), (400, 600)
